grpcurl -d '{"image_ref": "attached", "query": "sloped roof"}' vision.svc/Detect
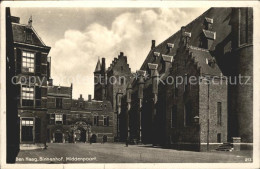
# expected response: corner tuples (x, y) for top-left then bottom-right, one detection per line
(140, 8), (232, 72)
(12, 23), (48, 47)
(129, 8), (232, 93)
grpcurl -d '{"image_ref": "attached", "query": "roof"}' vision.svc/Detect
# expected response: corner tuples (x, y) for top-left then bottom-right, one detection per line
(71, 99), (113, 112)
(48, 85), (71, 97)
(12, 22), (49, 48)
(140, 8), (232, 72)
(129, 8), (232, 92)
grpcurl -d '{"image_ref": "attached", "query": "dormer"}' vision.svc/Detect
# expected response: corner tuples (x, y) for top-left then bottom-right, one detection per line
(147, 63), (158, 77)
(204, 17), (213, 31)
(162, 54), (173, 73)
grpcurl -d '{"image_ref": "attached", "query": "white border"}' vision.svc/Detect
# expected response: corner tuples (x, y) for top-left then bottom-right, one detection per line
(0, 1), (259, 169)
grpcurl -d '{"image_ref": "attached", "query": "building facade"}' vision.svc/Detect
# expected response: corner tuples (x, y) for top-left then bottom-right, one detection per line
(119, 7), (253, 150)
(47, 84), (114, 143)
(11, 15), (51, 147)
(93, 53), (132, 141)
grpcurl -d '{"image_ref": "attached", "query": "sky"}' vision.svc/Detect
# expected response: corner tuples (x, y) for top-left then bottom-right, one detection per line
(11, 7), (208, 99)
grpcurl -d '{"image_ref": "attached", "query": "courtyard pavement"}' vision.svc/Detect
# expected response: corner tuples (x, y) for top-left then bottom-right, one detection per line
(15, 143), (253, 163)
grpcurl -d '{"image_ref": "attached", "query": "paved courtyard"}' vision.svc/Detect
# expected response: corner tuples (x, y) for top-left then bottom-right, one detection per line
(16, 143), (253, 163)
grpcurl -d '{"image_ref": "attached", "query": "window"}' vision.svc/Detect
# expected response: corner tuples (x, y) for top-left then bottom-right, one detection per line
(103, 116), (109, 126)
(21, 86), (34, 106)
(120, 78), (124, 85)
(56, 98), (62, 109)
(184, 102), (192, 126)
(55, 114), (63, 124)
(171, 105), (177, 128)
(21, 118), (34, 126)
(217, 133), (221, 143)
(22, 51), (35, 73)
(217, 102), (222, 125)
(94, 115), (99, 126)
(26, 30), (32, 41)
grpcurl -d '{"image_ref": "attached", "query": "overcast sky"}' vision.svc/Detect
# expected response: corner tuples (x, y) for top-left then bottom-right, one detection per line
(11, 7), (208, 99)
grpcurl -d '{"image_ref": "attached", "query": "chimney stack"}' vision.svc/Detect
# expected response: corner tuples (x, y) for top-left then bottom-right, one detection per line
(88, 94), (92, 102)
(48, 78), (53, 86)
(11, 16), (20, 23)
(151, 40), (156, 50)
(101, 58), (106, 73)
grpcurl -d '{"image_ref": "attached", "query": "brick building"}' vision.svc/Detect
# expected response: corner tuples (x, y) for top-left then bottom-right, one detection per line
(47, 83), (114, 143)
(11, 15), (51, 147)
(94, 53), (132, 141)
(119, 7), (253, 150)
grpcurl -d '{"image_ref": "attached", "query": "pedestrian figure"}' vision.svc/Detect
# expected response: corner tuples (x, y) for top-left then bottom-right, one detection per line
(125, 138), (129, 147)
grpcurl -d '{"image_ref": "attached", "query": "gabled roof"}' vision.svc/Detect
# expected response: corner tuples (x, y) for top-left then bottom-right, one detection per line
(12, 22), (48, 47)
(140, 8), (232, 73)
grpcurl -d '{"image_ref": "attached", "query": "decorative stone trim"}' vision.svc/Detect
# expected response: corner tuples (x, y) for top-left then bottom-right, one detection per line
(147, 63), (158, 70)
(162, 54), (173, 62)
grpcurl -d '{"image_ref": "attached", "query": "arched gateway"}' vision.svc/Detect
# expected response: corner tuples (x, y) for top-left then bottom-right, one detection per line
(71, 121), (91, 143)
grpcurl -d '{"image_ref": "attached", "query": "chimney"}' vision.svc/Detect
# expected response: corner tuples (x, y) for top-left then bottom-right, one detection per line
(48, 78), (53, 86)
(162, 55), (173, 72)
(88, 94), (92, 102)
(151, 40), (156, 50)
(11, 16), (20, 23)
(101, 58), (106, 73)
(119, 52), (124, 57)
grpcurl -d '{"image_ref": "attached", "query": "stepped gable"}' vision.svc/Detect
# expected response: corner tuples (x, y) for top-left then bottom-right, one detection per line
(107, 52), (131, 73)
(140, 8), (232, 73)
(188, 46), (222, 76)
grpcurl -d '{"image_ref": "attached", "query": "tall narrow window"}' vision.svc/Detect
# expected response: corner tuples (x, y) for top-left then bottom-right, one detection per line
(217, 102), (222, 125)
(103, 116), (109, 126)
(171, 105), (177, 127)
(217, 133), (221, 143)
(56, 98), (62, 109)
(21, 85), (34, 106)
(55, 114), (63, 124)
(22, 51), (35, 73)
(94, 115), (99, 126)
(184, 102), (192, 126)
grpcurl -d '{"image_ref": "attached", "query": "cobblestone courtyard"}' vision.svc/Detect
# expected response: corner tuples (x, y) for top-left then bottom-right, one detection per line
(15, 143), (253, 163)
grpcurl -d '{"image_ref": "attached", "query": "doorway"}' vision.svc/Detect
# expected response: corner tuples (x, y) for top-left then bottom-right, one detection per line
(21, 118), (34, 142)
(55, 133), (63, 143)
(79, 128), (86, 142)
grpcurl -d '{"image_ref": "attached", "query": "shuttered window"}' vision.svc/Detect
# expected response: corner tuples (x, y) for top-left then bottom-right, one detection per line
(21, 85), (34, 106)
(22, 51), (35, 73)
